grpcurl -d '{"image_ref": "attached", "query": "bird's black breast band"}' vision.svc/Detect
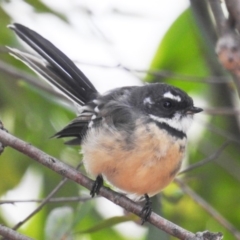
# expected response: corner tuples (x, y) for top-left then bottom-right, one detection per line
(152, 121), (186, 139)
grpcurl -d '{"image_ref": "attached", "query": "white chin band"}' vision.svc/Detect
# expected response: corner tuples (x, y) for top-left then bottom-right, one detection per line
(149, 113), (193, 133)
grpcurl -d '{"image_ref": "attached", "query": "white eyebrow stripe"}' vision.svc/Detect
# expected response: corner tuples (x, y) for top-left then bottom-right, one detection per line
(163, 92), (181, 102)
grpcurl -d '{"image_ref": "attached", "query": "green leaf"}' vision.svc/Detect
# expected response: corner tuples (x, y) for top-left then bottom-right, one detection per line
(0, 6), (13, 44)
(45, 206), (74, 240)
(147, 8), (209, 93)
(72, 200), (94, 227)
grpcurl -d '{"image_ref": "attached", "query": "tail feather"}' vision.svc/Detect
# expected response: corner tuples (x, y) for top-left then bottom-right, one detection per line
(8, 23), (98, 105)
(8, 47), (85, 105)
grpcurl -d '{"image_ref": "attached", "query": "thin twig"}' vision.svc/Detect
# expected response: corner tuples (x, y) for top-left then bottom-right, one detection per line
(204, 108), (240, 115)
(12, 162), (82, 230)
(75, 61), (230, 84)
(0, 45), (231, 94)
(214, 150), (240, 183)
(0, 196), (92, 205)
(197, 118), (240, 145)
(12, 177), (68, 230)
(175, 178), (240, 239)
(199, 139), (240, 183)
(128, 68), (230, 84)
(0, 59), (65, 99)
(179, 140), (231, 175)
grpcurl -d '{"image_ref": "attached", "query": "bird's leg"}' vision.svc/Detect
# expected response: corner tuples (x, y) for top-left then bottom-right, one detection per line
(140, 194), (152, 224)
(90, 175), (103, 197)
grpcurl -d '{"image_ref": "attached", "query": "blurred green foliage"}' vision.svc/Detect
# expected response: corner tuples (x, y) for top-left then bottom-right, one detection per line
(148, 9), (209, 93)
(0, 1), (239, 240)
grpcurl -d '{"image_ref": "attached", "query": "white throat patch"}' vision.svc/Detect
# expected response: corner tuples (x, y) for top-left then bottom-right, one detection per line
(149, 113), (193, 133)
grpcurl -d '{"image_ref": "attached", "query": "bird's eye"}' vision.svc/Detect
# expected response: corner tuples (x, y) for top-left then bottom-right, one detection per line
(162, 99), (173, 109)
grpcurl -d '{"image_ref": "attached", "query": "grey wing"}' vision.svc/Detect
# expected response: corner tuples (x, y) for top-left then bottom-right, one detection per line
(98, 86), (138, 132)
(55, 84), (138, 145)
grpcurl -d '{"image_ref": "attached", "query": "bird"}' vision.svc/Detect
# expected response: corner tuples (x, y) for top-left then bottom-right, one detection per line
(8, 23), (202, 223)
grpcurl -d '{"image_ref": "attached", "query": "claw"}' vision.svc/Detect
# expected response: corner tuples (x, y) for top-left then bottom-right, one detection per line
(140, 194), (152, 224)
(90, 175), (103, 197)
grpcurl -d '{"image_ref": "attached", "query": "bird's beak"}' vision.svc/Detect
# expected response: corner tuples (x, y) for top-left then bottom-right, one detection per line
(185, 106), (203, 115)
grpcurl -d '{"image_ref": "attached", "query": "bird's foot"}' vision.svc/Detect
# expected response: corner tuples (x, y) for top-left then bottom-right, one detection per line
(90, 175), (103, 197)
(140, 194), (152, 224)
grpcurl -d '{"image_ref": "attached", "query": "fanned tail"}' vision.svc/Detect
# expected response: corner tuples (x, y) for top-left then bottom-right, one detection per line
(8, 23), (98, 105)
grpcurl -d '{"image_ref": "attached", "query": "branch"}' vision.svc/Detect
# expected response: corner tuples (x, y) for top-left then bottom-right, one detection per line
(0, 121), (6, 155)
(175, 179), (240, 239)
(208, 0), (240, 95)
(0, 224), (32, 240)
(0, 129), (197, 240)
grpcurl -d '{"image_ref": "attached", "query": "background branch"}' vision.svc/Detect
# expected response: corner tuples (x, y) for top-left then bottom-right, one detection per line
(12, 178), (68, 230)
(0, 59), (64, 99)
(225, 0), (240, 32)
(0, 196), (92, 205)
(175, 179), (240, 239)
(208, 0), (229, 36)
(179, 140), (231, 175)
(12, 162), (82, 231)
(208, 0), (240, 95)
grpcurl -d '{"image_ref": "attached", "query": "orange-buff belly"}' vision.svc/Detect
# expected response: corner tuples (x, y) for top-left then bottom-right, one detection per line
(82, 121), (186, 197)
